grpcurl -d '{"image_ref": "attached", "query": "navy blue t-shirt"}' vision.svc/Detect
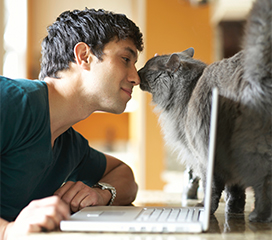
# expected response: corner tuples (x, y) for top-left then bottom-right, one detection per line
(0, 76), (106, 221)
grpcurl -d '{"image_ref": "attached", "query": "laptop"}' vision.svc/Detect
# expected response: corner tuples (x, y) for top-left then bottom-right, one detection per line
(60, 87), (219, 233)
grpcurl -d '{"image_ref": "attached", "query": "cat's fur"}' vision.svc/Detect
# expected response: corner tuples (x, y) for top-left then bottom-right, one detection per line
(138, 0), (271, 222)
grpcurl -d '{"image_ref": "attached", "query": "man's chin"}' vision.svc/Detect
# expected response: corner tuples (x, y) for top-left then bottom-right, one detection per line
(109, 106), (126, 115)
(115, 108), (126, 115)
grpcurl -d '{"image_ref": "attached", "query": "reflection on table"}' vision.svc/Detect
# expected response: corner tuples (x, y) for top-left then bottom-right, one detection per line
(19, 188), (272, 240)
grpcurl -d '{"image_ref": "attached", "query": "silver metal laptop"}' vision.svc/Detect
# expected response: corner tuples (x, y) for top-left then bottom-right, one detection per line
(60, 87), (219, 233)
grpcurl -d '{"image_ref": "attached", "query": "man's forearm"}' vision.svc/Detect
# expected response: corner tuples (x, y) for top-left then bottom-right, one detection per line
(100, 155), (138, 206)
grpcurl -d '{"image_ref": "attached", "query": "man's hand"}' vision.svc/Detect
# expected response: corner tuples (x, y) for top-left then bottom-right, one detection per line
(2, 196), (69, 240)
(54, 181), (111, 213)
(54, 154), (138, 213)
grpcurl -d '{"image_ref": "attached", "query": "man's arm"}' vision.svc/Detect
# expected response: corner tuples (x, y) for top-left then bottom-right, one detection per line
(54, 154), (138, 212)
(99, 153), (138, 205)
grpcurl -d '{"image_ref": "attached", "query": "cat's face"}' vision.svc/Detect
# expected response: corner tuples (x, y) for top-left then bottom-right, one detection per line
(138, 48), (199, 107)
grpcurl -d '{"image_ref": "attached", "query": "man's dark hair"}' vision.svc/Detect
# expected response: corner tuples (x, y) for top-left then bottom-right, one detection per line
(39, 8), (144, 80)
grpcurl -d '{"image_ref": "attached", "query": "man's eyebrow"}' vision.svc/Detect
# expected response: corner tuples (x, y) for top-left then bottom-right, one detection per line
(125, 47), (137, 59)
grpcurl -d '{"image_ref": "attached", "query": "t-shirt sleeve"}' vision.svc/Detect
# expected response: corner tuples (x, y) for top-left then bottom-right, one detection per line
(64, 129), (107, 187)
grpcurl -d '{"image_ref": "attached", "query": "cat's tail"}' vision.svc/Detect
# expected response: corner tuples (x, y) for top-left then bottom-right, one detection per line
(242, 0), (272, 114)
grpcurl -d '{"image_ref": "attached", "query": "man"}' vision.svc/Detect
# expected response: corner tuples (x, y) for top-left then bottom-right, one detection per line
(0, 8), (143, 239)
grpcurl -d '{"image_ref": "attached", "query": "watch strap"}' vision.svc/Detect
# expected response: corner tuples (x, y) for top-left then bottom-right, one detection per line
(93, 182), (116, 206)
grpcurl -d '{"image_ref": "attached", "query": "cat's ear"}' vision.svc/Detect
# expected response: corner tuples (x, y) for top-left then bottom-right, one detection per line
(183, 47), (194, 58)
(166, 53), (181, 73)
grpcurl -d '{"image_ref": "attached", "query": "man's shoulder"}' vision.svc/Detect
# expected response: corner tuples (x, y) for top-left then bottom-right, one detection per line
(1, 76), (47, 96)
(1, 76), (50, 152)
(1, 76), (48, 109)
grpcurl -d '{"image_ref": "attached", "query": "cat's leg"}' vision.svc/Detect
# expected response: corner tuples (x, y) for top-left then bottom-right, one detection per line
(185, 168), (200, 199)
(225, 184), (245, 214)
(249, 175), (272, 222)
(208, 174), (225, 214)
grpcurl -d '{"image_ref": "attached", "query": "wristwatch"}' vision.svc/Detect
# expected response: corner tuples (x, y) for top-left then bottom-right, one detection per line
(93, 182), (116, 206)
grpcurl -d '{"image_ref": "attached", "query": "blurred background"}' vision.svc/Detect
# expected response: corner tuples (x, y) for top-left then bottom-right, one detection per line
(0, 0), (254, 201)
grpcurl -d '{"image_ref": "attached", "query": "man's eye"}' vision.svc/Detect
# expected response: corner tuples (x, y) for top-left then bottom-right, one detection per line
(123, 57), (130, 63)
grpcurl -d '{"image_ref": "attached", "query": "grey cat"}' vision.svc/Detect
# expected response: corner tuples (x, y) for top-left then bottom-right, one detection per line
(138, 0), (271, 222)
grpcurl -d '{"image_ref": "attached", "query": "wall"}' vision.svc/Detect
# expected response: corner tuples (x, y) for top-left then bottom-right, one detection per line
(73, 113), (129, 142)
(146, 0), (213, 62)
(24, 0), (213, 191)
(143, 0), (213, 190)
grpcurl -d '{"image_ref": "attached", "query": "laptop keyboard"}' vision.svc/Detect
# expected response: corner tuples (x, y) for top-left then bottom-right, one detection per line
(136, 208), (202, 222)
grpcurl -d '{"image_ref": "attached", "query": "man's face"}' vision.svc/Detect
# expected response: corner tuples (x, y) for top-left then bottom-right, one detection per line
(88, 38), (140, 114)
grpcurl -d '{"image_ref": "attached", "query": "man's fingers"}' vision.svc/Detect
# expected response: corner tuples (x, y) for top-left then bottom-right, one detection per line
(29, 196), (70, 220)
(54, 181), (75, 198)
(78, 193), (99, 210)
(7, 196), (71, 238)
(70, 194), (89, 212)
(55, 181), (91, 212)
(54, 181), (108, 213)
(55, 181), (84, 205)
(34, 213), (57, 232)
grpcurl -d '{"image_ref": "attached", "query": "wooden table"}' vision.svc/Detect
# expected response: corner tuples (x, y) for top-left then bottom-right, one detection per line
(18, 189), (272, 240)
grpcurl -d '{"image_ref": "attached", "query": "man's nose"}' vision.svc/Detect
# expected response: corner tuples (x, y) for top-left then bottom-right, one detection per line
(128, 66), (141, 86)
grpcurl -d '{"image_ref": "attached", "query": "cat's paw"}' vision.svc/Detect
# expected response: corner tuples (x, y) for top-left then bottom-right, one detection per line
(249, 210), (272, 222)
(225, 185), (245, 214)
(185, 177), (200, 200)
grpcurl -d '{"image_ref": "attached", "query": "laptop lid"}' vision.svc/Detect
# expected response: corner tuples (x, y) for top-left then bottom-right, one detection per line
(60, 87), (219, 233)
(202, 87), (218, 231)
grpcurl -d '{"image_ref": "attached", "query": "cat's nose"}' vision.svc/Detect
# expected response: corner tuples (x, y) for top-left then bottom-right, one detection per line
(138, 69), (148, 91)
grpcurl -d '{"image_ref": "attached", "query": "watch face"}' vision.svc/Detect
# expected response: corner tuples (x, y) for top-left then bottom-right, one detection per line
(100, 183), (110, 187)
(99, 182), (114, 189)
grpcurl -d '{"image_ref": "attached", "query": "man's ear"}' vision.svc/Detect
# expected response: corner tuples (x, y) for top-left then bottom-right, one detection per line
(74, 42), (92, 70)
